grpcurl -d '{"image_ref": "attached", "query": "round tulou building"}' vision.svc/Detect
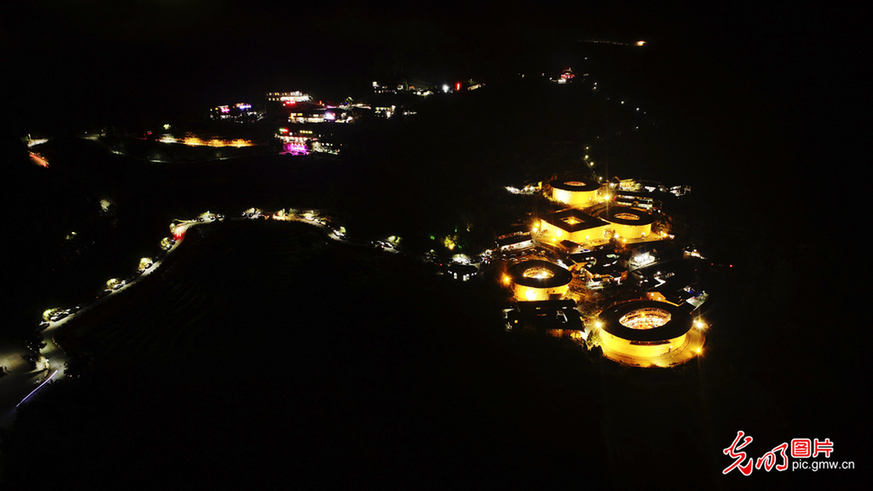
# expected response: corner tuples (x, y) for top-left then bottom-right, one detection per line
(595, 300), (705, 367)
(549, 177), (602, 208)
(598, 206), (655, 240)
(506, 260), (573, 301)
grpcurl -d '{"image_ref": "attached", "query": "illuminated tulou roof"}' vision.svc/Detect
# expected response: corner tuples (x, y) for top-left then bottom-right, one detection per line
(507, 260), (572, 288)
(599, 206), (655, 226)
(598, 300), (692, 341)
(550, 177), (600, 192)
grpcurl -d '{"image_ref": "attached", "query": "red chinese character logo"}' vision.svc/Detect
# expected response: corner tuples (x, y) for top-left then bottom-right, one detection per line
(723, 431), (755, 476)
(813, 438), (834, 458)
(791, 438), (812, 458)
(755, 442), (788, 472)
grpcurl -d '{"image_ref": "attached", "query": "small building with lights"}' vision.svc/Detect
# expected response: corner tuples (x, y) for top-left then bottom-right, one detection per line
(496, 232), (534, 251)
(538, 209), (610, 246)
(448, 263), (478, 282)
(266, 91), (312, 104)
(503, 300), (584, 339)
(594, 299), (704, 367)
(549, 178), (603, 208)
(598, 206), (655, 240)
(209, 103), (261, 121)
(505, 260), (573, 301)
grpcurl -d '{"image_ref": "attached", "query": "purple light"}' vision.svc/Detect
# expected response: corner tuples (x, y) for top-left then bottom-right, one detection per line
(17, 370), (58, 407)
(281, 143), (309, 156)
(324, 112), (336, 120)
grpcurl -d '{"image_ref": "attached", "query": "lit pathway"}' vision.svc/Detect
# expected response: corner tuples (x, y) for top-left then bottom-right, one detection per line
(0, 212), (359, 426)
(0, 220), (203, 426)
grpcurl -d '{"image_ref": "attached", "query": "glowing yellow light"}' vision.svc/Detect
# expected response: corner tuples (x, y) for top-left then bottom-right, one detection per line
(522, 267), (554, 279)
(42, 309), (60, 322)
(182, 136), (204, 146)
(502, 275), (511, 285)
(525, 289), (537, 301)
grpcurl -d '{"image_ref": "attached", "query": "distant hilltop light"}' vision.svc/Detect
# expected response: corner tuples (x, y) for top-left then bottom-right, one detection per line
(636, 40), (646, 46)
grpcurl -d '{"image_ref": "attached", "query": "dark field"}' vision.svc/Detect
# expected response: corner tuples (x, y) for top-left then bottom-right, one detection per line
(3, 219), (861, 489)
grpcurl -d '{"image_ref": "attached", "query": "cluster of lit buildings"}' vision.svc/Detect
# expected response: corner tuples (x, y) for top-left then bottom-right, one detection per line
(536, 177), (663, 249)
(551, 68), (585, 84)
(500, 172), (706, 367)
(209, 103), (263, 122)
(274, 127), (341, 156)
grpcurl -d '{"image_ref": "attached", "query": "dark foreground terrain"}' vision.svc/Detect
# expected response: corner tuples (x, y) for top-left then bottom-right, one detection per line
(2, 220), (862, 489)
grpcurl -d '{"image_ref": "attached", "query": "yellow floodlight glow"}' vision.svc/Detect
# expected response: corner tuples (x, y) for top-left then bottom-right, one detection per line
(525, 289), (537, 301)
(182, 136), (204, 146)
(43, 309), (60, 322)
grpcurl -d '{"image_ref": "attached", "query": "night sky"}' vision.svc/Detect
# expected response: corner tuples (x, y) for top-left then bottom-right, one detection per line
(6, 1), (866, 194)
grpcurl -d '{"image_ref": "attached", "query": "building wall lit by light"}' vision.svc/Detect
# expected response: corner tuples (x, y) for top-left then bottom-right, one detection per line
(513, 282), (570, 301)
(549, 178), (602, 208)
(506, 260), (573, 302)
(594, 300), (701, 367)
(599, 207), (656, 240)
